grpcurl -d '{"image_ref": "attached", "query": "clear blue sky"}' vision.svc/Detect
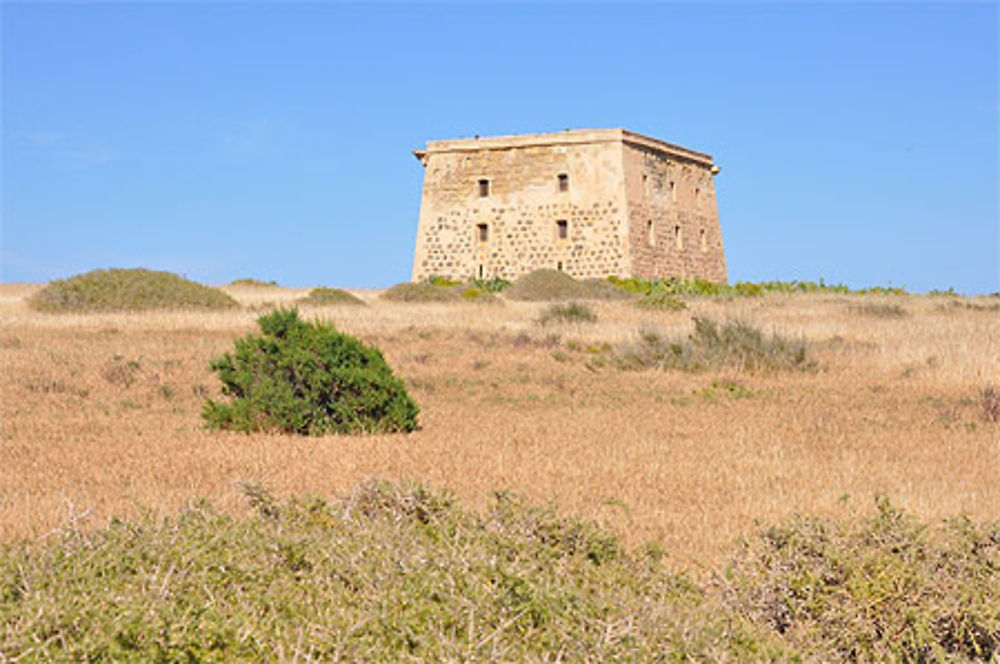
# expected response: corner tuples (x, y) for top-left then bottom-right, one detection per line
(2, 2), (997, 293)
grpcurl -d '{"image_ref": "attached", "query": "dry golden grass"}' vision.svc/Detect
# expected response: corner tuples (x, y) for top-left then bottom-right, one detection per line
(1, 282), (997, 568)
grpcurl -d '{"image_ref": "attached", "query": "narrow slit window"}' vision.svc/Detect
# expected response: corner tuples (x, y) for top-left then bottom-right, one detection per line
(700, 229), (707, 252)
(558, 173), (569, 192)
(556, 261), (564, 271)
(669, 181), (676, 202)
(556, 219), (568, 239)
(478, 264), (485, 278)
(674, 225), (683, 250)
(477, 223), (489, 243)
(695, 187), (701, 202)
(478, 179), (490, 197)
(647, 220), (655, 246)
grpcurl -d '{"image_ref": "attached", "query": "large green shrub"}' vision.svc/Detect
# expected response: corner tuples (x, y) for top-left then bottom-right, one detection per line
(29, 268), (238, 312)
(202, 309), (418, 435)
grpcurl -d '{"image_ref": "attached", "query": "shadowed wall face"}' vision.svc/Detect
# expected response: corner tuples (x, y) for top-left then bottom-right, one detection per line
(412, 129), (727, 283)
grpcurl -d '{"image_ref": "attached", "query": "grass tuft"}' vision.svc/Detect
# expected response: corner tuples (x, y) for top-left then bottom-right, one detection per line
(848, 302), (909, 318)
(635, 291), (687, 311)
(29, 268), (238, 312)
(616, 317), (813, 373)
(538, 302), (598, 325)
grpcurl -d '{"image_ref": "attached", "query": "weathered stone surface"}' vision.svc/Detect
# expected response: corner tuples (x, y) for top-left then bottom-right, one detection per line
(411, 128), (727, 283)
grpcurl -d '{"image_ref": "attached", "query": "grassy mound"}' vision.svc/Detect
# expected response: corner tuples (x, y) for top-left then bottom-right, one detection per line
(505, 270), (632, 302)
(616, 317), (813, 373)
(381, 282), (498, 304)
(297, 287), (365, 306)
(203, 309), (418, 435)
(2, 484), (996, 661)
(29, 268), (238, 312)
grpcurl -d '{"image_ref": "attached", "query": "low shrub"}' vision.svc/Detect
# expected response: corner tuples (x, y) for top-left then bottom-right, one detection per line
(616, 317), (812, 373)
(229, 278), (279, 287)
(29, 268), (239, 312)
(538, 302), (597, 325)
(635, 291), (687, 311)
(298, 287), (365, 306)
(605, 276), (907, 298)
(506, 270), (631, 301)
(202, 309), (418, 435)
(724, 496), (1000, 662)
(2, 484), (995, 661)
(467, 276), (512, 293)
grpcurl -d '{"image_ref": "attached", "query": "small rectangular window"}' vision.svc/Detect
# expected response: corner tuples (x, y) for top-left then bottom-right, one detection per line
(478, 179), (490, 197)
(478, 264), (485, 278)
(674, 225), (683, 250)
(700, 229), (707, 252)
(669, 181), (676, 202)
(558, 173), (569, 192)
(556, 261), (564, 271)
(647, 220), (655, 246)
(477, 223), (489, 243)
(556, 219), (568, 239)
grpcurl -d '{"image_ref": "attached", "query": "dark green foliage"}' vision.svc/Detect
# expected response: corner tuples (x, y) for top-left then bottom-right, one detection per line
(616, 317), (813, 373)
(29, 268), (239, 312)
(538, 302), (598, 325)
(506, 270), (632, 301)
(202, 309), (418, 435)
(298, 287), (365, 306)
(724, 496), (1000, 662)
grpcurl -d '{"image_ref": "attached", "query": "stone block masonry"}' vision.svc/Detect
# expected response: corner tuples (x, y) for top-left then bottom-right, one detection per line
(411, 128), (727, 283)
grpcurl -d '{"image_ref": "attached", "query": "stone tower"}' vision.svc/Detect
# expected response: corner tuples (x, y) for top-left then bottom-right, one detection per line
(411, 128), (727, 283)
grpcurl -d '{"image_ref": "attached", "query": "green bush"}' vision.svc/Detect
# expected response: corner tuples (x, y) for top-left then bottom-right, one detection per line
(538, 302), (598, 325)
(635, 291), (687, 311)
(202, 309), (418, 435)
(298, 287), (365, 306)
(29, 268), (239, 312)
(467, 276), (512, 293)
(616, 317), (812, 373)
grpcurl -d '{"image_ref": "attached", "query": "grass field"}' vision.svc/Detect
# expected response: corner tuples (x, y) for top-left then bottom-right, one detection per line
(1, 281), (997, 570)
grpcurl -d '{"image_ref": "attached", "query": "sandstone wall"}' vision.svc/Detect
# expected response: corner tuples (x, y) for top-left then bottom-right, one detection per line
(412, 137), (629, 281)
(622, 143), (728, 283)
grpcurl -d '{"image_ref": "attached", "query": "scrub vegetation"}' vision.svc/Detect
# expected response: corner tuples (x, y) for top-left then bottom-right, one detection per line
(1, 484), (996, 661)
(297, 286), (366, 306)
(28, 268), (238, 312)
(1, 278), (998, 660)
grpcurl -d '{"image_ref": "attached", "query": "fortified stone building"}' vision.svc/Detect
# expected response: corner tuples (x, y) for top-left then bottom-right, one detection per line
(411, 128), (727, 283)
